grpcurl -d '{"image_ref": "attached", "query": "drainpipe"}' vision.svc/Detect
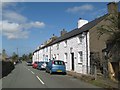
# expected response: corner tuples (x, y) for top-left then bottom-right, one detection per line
(86, 32), (89, 74)
(50, 46), (51, 60)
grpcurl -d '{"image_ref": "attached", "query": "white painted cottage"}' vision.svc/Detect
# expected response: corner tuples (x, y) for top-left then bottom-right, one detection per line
(33, 18), (91, 74)
(32, 14), (109, 75)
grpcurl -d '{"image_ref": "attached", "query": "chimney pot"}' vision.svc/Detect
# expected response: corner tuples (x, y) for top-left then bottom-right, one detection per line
(79, 18), (82, 20)
(77, 18), (88, 28)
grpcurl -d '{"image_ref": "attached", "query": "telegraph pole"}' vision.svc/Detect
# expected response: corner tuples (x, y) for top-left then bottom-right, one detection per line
(17, 48), (19, 61)
(17, 48), (18, 56)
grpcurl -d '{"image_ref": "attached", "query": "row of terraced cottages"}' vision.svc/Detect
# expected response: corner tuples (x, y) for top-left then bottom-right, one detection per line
(32, 2), (119, 77)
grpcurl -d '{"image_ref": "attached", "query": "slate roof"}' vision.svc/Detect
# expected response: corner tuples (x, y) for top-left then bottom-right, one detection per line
(34, 14), (109, 53)
(46, 14), (108, 46)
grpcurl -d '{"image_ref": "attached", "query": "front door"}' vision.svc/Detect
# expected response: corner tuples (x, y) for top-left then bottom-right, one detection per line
(71, 53), (74, 71)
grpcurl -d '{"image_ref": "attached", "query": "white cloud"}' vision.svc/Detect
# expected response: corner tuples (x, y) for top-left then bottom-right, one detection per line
(66, 4), (94, 13)
(0, 20), (45, 39)
(30, 21), (45, 28)
(1, 4), (46, 39)
(0, 20), (29, 39)
(21, 21), (45, 30)
(3, 11), (27, 23)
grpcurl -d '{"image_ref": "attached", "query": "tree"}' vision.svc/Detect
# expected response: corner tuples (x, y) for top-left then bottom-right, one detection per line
(28, 53), (32, 61)
(2, 49), (7, 61)
(98, 7), (120, 53)
(21, 53), (32, 62)
(21, 54), (28, 61)
(97, 5), (120, 80)
(11, 52), (18, 62)
(98, 10), (120, 60)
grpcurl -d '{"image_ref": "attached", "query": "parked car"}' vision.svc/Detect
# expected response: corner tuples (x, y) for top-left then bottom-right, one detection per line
(32, 62), (39, 69)
(46, 60), (66, 75)
(37, 61), (48, 70)
(26, 61), (32, 66)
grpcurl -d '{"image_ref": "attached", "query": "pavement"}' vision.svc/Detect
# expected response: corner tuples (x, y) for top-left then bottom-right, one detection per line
(67, 69), (119, 89)
(1, 61), (103, 88)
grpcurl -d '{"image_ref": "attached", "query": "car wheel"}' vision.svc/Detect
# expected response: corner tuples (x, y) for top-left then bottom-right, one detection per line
(46, 69), (47, 73)
(63, 72), (66, 75)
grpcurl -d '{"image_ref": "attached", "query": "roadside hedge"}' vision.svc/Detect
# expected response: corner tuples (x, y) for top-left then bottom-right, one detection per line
(1, 61), (15, 78)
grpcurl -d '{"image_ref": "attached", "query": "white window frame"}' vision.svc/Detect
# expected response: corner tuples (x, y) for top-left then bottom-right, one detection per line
(78, 51), (83, 63)
(77, 34), (83, 44)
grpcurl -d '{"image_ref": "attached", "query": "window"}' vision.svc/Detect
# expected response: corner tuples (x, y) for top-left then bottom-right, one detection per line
(54, 54), (56, 59)
(64, 53), (67, 62)
(54, 61), (65, 65)
(51, 46), (53, 51)
(46, 47), (48, 52)
(43, 48), (45, 52)
(57, 54), (59, 60)
(78, 51), (83, 63)
(45, 55), (48, 61)
(57, 43), (59, 50)
(77, 35), (83, 44)
(64, 40), (67, 47)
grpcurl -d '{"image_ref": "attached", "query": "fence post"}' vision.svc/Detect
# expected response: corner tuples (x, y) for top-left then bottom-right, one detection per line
(94, 64), (97, 80)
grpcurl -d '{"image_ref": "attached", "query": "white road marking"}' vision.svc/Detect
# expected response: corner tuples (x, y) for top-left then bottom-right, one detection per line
(24, 67), (44, 85)
(31, 71), (35, 75)
(36, 76), (45, 85)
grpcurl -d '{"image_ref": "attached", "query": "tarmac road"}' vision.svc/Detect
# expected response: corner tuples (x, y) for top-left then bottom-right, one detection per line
(2, 61), (103, 88)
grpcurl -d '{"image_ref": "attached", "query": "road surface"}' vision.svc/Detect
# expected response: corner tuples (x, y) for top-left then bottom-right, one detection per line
(2, 62), (102, 88)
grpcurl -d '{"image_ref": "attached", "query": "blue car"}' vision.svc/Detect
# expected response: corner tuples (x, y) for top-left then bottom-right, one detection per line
(46, 60), (66, 75)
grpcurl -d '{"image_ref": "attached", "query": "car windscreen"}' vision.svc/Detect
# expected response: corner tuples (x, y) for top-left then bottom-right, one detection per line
(27, 62), (31, 63)
(54, 61), (65, 65)
(38, 62), (44, 65)
(35, 62), (38, 64)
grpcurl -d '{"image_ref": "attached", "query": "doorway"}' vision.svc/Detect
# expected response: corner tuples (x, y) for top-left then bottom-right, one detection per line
(71, 53), (74, 71)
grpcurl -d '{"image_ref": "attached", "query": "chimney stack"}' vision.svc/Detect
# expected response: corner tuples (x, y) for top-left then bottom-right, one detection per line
(60, 29), (67, 36)
(107, 2), (118, 14)
(51, 34), (57, 41)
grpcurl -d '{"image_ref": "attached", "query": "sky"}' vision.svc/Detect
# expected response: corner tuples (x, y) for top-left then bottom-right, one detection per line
(1, 2), (111, 56)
